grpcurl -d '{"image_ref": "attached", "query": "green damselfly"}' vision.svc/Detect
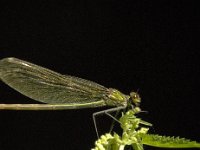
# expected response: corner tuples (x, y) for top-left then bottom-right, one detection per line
(0, 57), (141, 136)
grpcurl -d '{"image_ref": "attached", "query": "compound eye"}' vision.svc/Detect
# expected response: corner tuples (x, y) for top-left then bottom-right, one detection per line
(130, 91), (141, 106)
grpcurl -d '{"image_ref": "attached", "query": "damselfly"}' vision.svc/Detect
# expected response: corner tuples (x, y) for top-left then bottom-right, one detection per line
(0, 57), (141, 136)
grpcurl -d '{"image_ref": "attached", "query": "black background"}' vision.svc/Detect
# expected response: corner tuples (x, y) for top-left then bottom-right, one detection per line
(0, 1), (199, 150)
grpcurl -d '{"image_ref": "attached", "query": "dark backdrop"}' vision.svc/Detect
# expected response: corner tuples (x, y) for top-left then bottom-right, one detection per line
(0, 1), (199, 150)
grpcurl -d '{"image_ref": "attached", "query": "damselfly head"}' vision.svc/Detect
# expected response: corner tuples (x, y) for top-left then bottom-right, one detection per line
(129, 91), (141, 106)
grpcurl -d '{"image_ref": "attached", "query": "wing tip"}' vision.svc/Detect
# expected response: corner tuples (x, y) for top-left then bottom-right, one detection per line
(1, 57), (18, 62)
(0, 57), (19, 77)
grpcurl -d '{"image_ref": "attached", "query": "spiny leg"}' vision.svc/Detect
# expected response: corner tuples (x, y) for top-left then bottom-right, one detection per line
(108, 110), (120, 134)
(92, 106), (126, 138)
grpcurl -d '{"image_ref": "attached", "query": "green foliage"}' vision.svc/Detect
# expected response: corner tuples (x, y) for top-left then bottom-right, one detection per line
(142, 134), (200, 148)
(92, 108), (200, 150)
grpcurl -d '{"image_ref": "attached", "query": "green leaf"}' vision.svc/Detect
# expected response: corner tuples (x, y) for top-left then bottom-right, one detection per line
(142, 134), (200, 148)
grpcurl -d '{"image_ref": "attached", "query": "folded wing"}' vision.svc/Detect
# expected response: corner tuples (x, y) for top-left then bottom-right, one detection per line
(0, 57), (108, 104)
